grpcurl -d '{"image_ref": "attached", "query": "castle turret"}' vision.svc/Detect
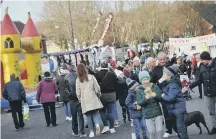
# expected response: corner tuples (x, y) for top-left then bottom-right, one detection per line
(21, 12), (42, 86)
(1, 7), (21, 83)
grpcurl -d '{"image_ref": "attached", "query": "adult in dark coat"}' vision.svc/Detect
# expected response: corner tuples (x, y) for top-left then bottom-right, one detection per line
(56, 68), (71, 120)
(190, 52), (216, 135)
(192, 54), (203, 98)
(3, 74), (26, 130)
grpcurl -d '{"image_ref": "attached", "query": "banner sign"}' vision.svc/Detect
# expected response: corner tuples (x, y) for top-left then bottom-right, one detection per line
(169, 33), (216, 46)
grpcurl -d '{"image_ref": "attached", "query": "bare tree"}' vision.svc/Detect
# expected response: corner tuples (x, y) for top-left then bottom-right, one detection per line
(38, 1), (211, 50)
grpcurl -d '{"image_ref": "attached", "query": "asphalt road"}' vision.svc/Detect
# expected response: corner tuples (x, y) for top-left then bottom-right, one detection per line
(1, 87), (216, 139)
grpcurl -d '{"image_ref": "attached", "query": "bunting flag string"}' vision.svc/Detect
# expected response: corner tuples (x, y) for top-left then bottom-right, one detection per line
(100, 13), (113, 44)
(91, 12), (102, 44)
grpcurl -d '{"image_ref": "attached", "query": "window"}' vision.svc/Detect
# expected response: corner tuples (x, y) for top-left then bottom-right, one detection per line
(4, 37), (14, 48)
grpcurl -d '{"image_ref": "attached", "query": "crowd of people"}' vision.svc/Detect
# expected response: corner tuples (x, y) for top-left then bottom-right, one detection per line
(2, 50), (216, 139)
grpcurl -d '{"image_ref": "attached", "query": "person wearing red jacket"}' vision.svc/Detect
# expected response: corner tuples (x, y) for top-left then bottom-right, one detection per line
(36, 72), (58, 127)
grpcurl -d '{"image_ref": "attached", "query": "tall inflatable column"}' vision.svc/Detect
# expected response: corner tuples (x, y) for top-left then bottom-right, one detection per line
(21, 12), (42, 86)
(1, 7), (21, 83)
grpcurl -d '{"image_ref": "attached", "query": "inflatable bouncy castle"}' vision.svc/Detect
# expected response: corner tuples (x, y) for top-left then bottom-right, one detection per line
(1, 8), (42, 95)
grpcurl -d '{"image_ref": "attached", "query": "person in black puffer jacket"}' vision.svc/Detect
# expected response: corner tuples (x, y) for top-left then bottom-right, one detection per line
(95, 60), (117, 133)
(190, 51), (216, 135)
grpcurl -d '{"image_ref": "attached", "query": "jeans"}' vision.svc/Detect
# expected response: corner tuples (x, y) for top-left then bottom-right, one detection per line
(100, 101), (115, 129)
(145, 115), (163, 139)
(205, 96), (216, 128)
(70, 101), (85, 135)
(169, 110), (189, 139)
(113, 101), (118, 121)
(64, 101), (71, 117)
(161, 102), (173, 134)
(42, 102), (56, 126)
(133, 117), (147, 139)
(9, 100), (25, 129)
(85, 110), (100, 130)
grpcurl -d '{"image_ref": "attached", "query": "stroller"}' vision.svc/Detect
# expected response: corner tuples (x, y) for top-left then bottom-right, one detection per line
(180, 73), (195, 100)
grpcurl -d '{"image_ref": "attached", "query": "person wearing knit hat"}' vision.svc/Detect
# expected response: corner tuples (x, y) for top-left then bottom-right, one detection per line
(200, 51), (212, 65)
(190, 51), (216, 135)
(138, 70), (150, 84)
(126, 78), (140, 91)
(163, 66), (177, 78)
(125, 78), (148, 139)
(161, 66), (189, 138)
(136, 70), (163, 139)
(200, 51), (211, 60)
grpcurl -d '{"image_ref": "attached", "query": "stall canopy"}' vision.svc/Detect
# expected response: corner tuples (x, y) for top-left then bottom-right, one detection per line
(47, 48), (89, 56)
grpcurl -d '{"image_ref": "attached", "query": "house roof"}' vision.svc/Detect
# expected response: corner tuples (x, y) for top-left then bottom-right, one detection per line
(193, 3), (216, 26)
(14, 21), (24, 34)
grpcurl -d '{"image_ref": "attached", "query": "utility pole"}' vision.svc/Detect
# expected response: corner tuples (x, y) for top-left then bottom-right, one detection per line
(68, 1), (75, 50)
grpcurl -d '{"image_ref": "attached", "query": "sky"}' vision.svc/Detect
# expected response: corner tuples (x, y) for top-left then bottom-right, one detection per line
(1, 0), (44, 23)
(0, 0), (173, 23)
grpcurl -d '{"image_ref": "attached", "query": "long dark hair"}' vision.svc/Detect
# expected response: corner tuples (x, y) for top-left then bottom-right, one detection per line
(77, 63), (88, 83)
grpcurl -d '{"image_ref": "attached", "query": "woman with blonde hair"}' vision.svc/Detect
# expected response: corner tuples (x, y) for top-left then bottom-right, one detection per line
(76, 63), (103, 137)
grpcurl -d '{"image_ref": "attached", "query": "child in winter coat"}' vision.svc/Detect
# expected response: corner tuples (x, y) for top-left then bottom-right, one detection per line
(161, 65), (189, 139)
(136, 71), (163, 139)
(125, 78), (148, 139)
(115, 70), (130, 123)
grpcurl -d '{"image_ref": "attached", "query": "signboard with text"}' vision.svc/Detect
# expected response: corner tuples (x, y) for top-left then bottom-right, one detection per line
(169, 33), (216, 46)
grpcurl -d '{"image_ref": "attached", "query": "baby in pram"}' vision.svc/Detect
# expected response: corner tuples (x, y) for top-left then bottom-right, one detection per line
(179, 73), (192, 100)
